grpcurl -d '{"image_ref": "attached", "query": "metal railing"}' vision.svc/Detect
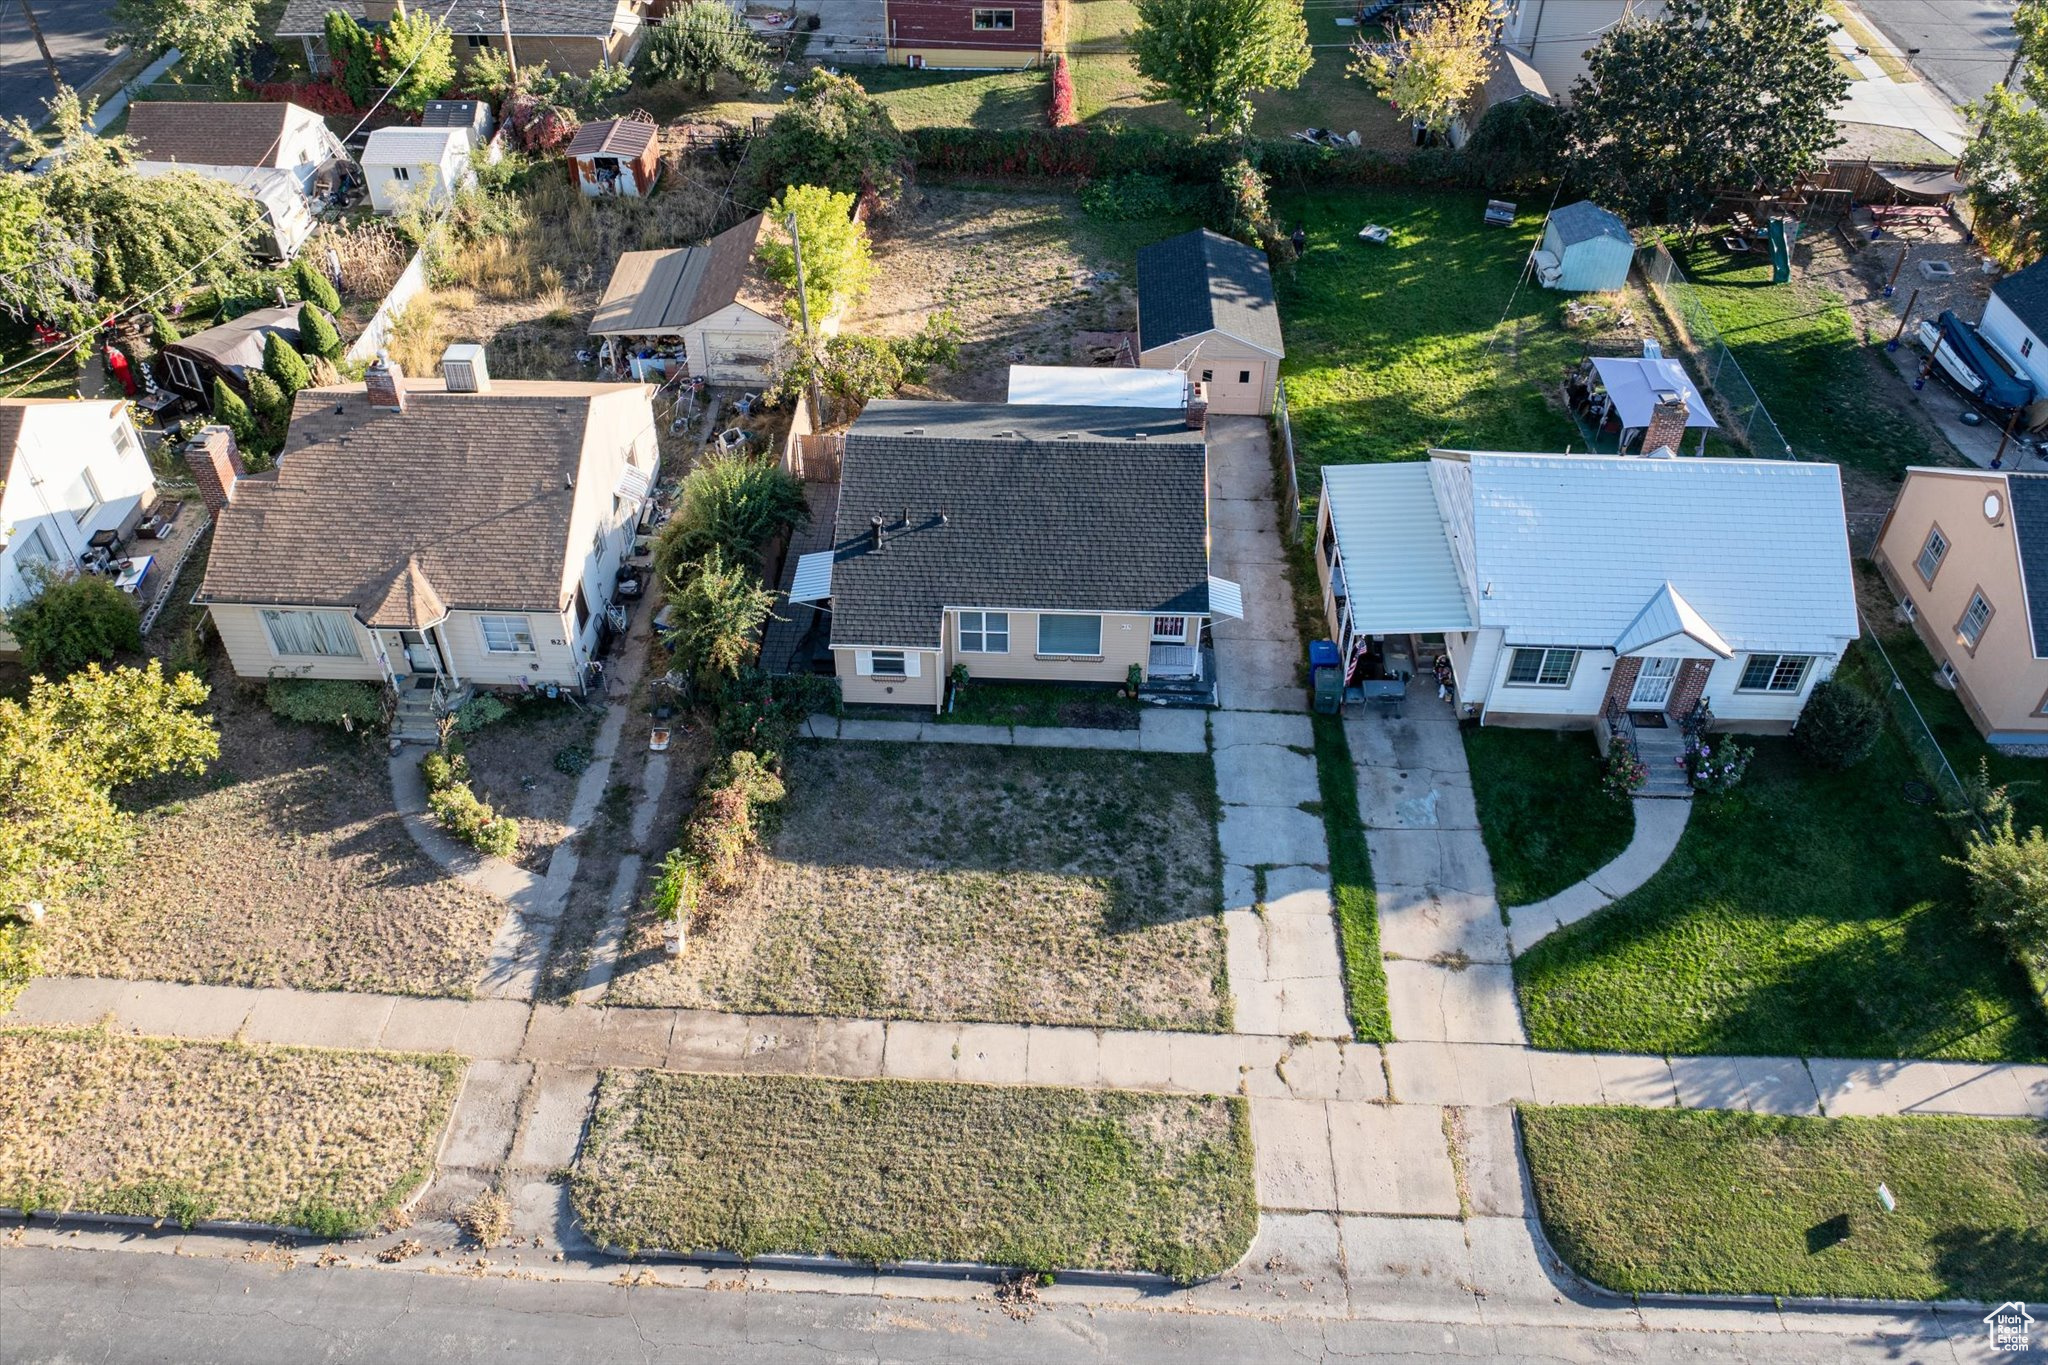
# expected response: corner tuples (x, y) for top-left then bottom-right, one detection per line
(1634, 241), (1797, 461)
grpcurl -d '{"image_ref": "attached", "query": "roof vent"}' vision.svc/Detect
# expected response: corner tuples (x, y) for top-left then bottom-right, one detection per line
(870, 515), (885, 551)
(904, 426), (925, 436)
(1131, 432), (1149, 441)
(994, 429), (1017, 438)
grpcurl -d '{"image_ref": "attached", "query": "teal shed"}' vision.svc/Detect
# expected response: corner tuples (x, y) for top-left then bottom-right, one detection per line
(1531, 201), (1633, 293)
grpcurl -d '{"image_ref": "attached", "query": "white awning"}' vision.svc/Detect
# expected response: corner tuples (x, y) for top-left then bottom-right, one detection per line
(788, 551), (834, 604)
(1208, 576), (1244, 620)
(1322, 463), (1476, 634)
(614, 463), (651, 500)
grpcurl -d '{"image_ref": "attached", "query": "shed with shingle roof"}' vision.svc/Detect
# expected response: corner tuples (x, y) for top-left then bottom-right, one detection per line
(1135, 228), (1283, 415)
(566, 117), (660, 197)
(589, 216), (788, 382)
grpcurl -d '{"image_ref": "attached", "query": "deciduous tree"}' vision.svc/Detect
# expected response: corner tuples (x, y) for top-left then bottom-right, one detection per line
(110, 0), (260, 88)
(750, 71), (909, 207)
(1960, 0), (2048, 259)
(0, 172), (93, 327)
(637, 1), (773, 94)
(1351, 0), (1498, 138)
(378, 7), (457, 113)
(662, 548), (776, 683)
(758, 184), (874, 329)
(1130, 0), (1310, 137)
(1, 568), (141, 677)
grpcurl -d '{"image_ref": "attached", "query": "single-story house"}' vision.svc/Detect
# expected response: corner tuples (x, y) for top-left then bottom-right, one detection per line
(0, 399), (157, 646)
(589, 216), (790, 383)
(789, 399), (1240, 709)
(421, 98), (494, 150)
(1004, 365), (1195, 410)
(1974, 258), (2048, 430)
(1449, 46), (1552, 148)
(884, 0), (1046, 67)
(1874, 467), (2048, 744)
(1315, 448), (1857, 733)
(1135, 228), (1284, 415)
(565, 117), (659, 197)
(125, 100), (350, 259)
(191, 350), (657, 702)
(361, 126), (473, 213)
(279, 0), (650, 76)
(1531, 200), (1632, 292)
(161, 306), (303, 401)
(1500, 0), (1665, 103)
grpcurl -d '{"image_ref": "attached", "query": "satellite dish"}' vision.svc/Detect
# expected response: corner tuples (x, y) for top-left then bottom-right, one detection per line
(1986, 491), (2005, 522)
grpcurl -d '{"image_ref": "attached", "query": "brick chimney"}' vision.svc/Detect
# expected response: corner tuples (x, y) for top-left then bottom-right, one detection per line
(1185, 380), (1209, 430)
(184, 425), (244, 517)
(1641, 388), (1688, 457)
(365, 351), (406, 413)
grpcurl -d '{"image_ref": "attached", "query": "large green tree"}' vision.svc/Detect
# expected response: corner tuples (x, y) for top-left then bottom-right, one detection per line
(1961, 0), (2048, 258)
(1130, 0), (1310, 137)
(750, 71), (910, 208)
(758, 184), (874, 329)
(379, 7), (458, 113)
(1567, 0), (1846, 225)
(0, 171), (93, 326)
(1352, 0), (1499, 138)
(109, 0), (260, 88)
(637, 1), (773, 94)
(662, 548), (776, 683)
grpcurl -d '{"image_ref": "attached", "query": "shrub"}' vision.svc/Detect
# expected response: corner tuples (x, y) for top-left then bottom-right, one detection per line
(554, 744), (593, 776)
(709, 669), (838, 758)
(662, 548), (777, 683)
(1049, 53), (1076, 127)
(650, 847), (703, 925)
(1463, 97), (1566, 193)
(1080, 172), (1184, 221)
(453, 693), (511, 734)
(210, 377), (256, 447)
(2, 566), (142, 676)
(247, 370), (289, 429)
(428, 780), (519, 857)
(1600, 739), (1648, 801)
(655, 451), (810, 588)
(710, 747), (786, 806)
(1948, 789), (2048, 960)
(263, 330), (312, 397)
(148, 309), (180, 349)
(1213, 156), (1274, 246)
(749, 70), (910, 208)
(891, 310), (963, 384)
(293, 257), (342, 313)
(266, 678), (383, 728)
(297, 302), (344, 360)
(1683, 732), (1752, 795)
(1794, 677), (1883, 770)
(420, 747), (471, 791)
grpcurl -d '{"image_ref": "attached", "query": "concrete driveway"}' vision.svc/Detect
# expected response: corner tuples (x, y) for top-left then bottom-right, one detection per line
(0, 0), (121, 128)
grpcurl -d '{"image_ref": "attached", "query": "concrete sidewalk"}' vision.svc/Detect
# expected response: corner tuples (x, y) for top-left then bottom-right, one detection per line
(1506, 799), (1693, 951)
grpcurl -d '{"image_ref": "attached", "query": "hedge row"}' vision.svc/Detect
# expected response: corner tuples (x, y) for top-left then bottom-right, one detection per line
(905, 126), (1475, 191)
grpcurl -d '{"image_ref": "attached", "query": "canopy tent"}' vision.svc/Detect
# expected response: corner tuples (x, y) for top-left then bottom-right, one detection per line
(1586, 356), (1718, 451)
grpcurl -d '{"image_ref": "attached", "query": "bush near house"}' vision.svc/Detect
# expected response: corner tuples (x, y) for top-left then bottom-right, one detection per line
(2, 567), (142, 678)
(265, 678), (383, 730)
(422, 744), (519, 857)
(1794, 676), (1884, 770)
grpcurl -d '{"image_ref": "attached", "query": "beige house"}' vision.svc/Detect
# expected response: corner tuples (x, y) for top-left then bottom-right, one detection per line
(1874, 467), (2048, 744)
(1135, 229), (1284, 416)
(788, 400), (1241, 709)
(192, 351), (656, 726)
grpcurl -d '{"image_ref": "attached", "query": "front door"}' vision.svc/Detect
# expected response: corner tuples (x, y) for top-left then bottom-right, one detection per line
(398, 629), (441, 674)
(1629, 656), (1679, 709)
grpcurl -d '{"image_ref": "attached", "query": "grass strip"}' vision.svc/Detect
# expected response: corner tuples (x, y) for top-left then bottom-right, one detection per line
(1464, 727), (1635, 909)
(1312, 714), (1392, 1043)
(1521, 1105), (2048, 1301)
(571, 1072), (1258, 1281)
(0, 1027), (464, 1236)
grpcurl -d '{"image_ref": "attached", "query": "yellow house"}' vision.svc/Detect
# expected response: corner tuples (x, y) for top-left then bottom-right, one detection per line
(1874, 467), (2048, 744)
(790, 400), (1242, 710)
(279, 0), (650, 78)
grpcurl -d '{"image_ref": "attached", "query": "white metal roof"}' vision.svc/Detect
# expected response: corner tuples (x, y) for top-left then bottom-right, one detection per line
(1208, 576), (1244, 620)
(788, 550), (834, 604)
(1321, 464), (1477, 633)
(1588, 357), (1719, 433)
(1612, 582), (1732, 657)
(1456, 451), (1857, 654)
(1005, 366), (1188, 408)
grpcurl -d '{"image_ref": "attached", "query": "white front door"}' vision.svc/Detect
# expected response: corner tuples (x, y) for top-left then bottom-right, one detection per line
(1629, 656), (1679, 709)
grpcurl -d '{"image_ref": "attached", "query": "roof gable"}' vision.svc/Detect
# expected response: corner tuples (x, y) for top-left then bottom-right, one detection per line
(1136, 229), (1284, 357)
(1612, 582), (1732, 657)
(1548, 200), (1630, 247)
(589, 217), (780, 335)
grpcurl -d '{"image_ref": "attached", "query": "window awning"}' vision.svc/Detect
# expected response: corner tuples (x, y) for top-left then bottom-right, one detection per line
(788, 551), (834, 604)
(1208, 576), (1244, 620)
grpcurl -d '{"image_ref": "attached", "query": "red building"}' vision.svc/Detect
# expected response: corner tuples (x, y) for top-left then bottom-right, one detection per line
(887, 0), (1049, 67)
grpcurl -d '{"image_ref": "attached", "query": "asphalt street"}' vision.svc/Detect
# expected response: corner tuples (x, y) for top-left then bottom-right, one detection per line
(0, 0), (118, 128)
(1858, 0), (2018, 107)
(0, 1245), (2031, 1364)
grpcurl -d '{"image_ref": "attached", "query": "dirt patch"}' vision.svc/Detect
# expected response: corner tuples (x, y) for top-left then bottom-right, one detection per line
(460, 699), (602, 871)
(43, 663), (505, 997)
(608, 740), (1227, 1029)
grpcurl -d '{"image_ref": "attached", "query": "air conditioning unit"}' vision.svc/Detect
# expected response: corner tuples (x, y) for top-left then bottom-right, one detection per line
(441, 342), (490, 393)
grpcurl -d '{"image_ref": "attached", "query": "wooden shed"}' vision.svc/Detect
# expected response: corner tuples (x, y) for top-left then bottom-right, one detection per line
(589, 216), (789, 383)
(566, 118), (660, 198)
(1530, 201), (1633, 292)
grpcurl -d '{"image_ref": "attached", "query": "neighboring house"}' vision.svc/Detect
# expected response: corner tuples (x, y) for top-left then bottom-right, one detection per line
(589, 216), (791, 383)
(1973, 258), (2048, 430)
(1498, 0), (1662, 101)
(1004, 365), (1197, 410)
(279, 0), (650, 76)
(161, 306), (303, 401)
(361, 126), (473, 213)
(1135, 228), (1284, 416)
(125, 100), (349, 259)
(0, 399), (157, 645)
(885, 0), (1046, 67)
(421, 99), (494, 151)
(1315, 448), (1857, 732)
(1531, 200), (1632, 292)
(565, 117), (659, 197)
(191, 352), (658, 701)
(787, 399), (1240, 709)
(1874, 467), (2048, 744)
(1450, 46), (1552, 147)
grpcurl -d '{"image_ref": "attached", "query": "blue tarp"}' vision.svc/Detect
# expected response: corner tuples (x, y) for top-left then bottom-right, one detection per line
(1935, 309), (2036, 413)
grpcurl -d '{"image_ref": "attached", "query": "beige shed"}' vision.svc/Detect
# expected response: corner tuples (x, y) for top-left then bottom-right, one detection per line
(588, 216), (788, 384)
(1135, 228), (1285, 415)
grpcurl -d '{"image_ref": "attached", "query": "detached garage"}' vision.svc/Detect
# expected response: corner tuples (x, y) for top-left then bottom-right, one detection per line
(1135, 228), (1284, 415)
(589, 215), (790, 384)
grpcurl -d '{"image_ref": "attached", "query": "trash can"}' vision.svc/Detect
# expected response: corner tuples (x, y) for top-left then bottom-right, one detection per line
(1310, 640), (1342, 715)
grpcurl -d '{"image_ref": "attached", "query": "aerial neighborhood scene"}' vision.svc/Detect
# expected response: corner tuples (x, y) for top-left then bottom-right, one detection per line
(4, 0), (2048, 1354)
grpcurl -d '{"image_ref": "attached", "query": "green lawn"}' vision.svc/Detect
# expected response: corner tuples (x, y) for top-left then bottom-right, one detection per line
(0, 319), (86, 401)
(1465, 728), (1635, 909)
(1515, 717), (2048, 1062)
(1312, 714), (1391, 1042)
(939, 680), (1141, 729)
(571, 1071), (1258, 1281)
(1521, 1106), (2048, 1301)
(860, 65), (1049, 129)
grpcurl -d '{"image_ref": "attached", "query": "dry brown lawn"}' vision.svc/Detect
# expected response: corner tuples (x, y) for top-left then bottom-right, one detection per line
(460, 699), (603, 872)
(43, 670), (505, 997)
(0, 1027), (463, 1235)
(610, 741), (1227, 1029)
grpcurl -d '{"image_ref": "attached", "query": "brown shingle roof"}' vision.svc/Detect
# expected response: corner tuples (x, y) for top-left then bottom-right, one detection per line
(200, 379), (647, 619)
(588, 215), (784, 336)
(127, 101), (299, 167)
(565, 117), (656, 159)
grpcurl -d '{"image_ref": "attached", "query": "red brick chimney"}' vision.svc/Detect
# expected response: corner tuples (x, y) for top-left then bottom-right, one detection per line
(184, 425), (244, 517)
(1641, 389), (1688, 457)
(365, 351), (406, 413)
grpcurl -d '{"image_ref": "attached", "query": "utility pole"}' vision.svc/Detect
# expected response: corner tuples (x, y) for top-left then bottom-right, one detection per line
(18, 0), (63, 95)
(498, 0), (519, 80)
(786, 210), (826, 428)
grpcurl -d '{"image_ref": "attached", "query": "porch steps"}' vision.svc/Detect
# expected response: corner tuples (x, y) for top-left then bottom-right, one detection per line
(390, 691), (444, 746)
(1632, 726), (1693, 799)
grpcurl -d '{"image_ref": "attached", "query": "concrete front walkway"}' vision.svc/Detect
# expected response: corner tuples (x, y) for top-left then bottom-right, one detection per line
(1508, 799), (1693, 951)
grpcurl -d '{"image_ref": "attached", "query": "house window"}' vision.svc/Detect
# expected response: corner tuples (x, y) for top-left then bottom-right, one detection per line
(262, 608), (362, 657)
(479, 615), (536, 654)
(1200, 369), (1214, 382)
(869, 650), (907, 677)
(1152, 616), (1186, 642)
(2025, 337), (2036, 358)
(574, 584), (591, 633)
(392, 166), (412, 181)
(1037, 613), (1102, 657)
(1900, 596), (1917, 621)
(1915, 525), (1948, 583)
(111, 416), (142, 466)
(958, 610), (1009, 653)
(1737, 654), (1813, 692)
(68, 467), (103, 527)
(13, 524), (57, 570)
(1957, 591), (1992, 648)
(972, 7), (1015, 27)
(1939, 657), (1960, 688)
(1505, 647), (1577, 687)
(466, 33), (490, 46)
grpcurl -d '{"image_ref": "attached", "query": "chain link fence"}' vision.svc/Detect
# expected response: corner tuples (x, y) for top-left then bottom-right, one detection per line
(1635, 241), (1797, 461)
(1856, 611), (1977, 823)
(1274, 380), (1302, 544)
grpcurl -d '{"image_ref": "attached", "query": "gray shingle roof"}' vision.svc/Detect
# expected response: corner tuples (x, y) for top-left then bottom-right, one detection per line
(826, 400), (1211, 649)
(277, 0), (622, 37)
(1993, 260), (2048, 340)
(1548, 200), (1630, 247)
(565, 117), (655, 159)
(1136, 229), (1284, 358)
(2008, 472), (2048, 658)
